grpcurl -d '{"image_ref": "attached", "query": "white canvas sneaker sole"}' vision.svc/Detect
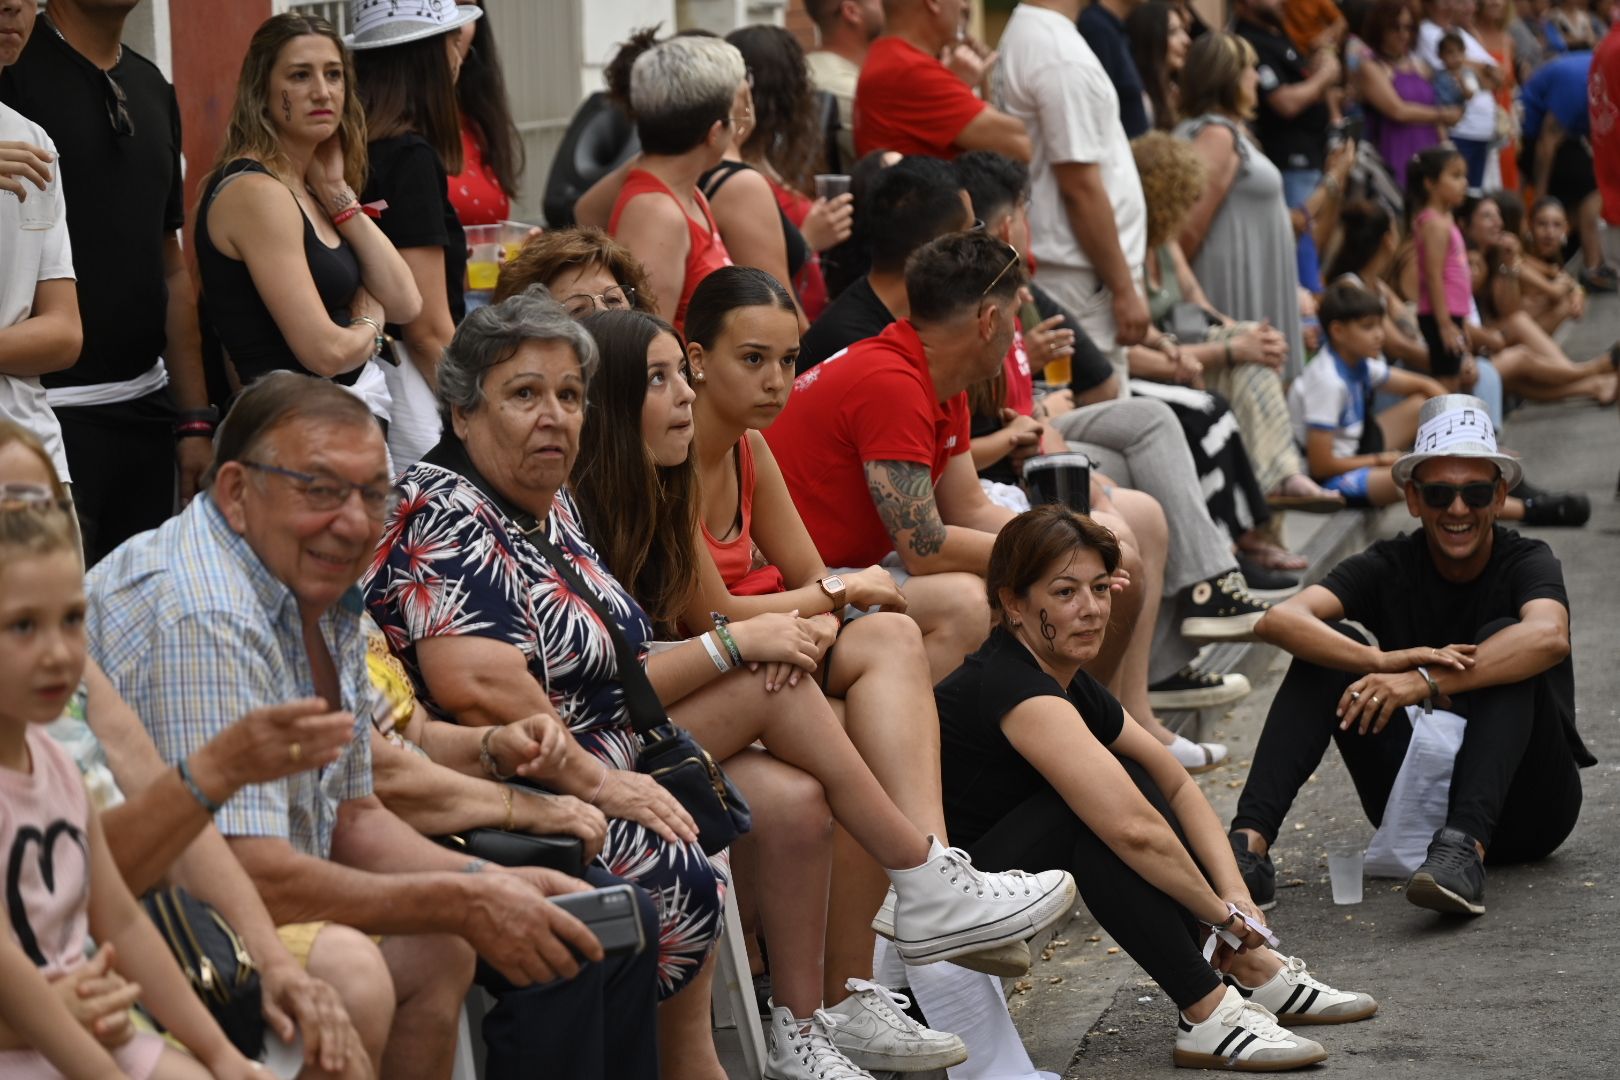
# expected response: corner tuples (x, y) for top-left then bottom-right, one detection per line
(889, 873), (1078, 967)
(836, 1039), (968, 1073)
(871, 891), (1035, 975)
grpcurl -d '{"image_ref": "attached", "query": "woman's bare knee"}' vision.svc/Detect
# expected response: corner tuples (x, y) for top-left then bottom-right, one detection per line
(306, 924), (396, 1055)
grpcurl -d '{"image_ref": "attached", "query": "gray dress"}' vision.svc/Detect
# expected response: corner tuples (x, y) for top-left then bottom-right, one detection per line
(1173, 114), (1304, 383)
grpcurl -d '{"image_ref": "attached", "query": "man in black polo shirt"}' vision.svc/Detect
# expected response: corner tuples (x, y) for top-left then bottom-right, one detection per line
(0, 0), (212, 565)
(1077, 0), (1150, 138)
(1233, 0), (1339, 235)
(1228, 396), (1593, 919)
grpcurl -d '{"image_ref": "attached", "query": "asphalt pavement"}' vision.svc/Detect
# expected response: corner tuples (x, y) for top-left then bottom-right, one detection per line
(1009, 300), (1620, 1079)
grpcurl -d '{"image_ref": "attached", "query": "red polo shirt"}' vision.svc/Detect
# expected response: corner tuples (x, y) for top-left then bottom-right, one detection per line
(764, 321), (972, 568)
(1592, 22), (1620, 226)
(853, 36), (988, 159)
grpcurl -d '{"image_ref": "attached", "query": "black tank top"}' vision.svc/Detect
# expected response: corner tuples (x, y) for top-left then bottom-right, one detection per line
(197, 159), (364, 386)
(699, 160), (809, 281)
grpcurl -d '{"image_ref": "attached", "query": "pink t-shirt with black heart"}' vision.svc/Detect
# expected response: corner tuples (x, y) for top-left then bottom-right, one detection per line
(0, 726), (91, 979)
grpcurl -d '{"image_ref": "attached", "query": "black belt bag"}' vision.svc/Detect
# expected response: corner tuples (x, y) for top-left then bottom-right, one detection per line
(140, 886), (264, 1059)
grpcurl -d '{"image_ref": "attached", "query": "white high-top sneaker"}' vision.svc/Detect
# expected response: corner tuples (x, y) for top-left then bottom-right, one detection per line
(1173, 985), (1327, 1071)
(764, 1003), (875, 1080)
(882, 837), (1076, 966)
(822, 979), (968, 1072)
(871, 886), (1032, 976)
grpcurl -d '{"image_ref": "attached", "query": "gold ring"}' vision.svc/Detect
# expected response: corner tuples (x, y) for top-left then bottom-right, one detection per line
(289, 742), (303, 764)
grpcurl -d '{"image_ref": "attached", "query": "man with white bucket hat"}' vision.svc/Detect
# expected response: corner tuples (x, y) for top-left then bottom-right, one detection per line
(1224, 395), (1595, 918)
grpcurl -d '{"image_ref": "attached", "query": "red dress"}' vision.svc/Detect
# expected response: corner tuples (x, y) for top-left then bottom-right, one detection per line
(609, 169), (733, 331)
(447, 121), (511, 226)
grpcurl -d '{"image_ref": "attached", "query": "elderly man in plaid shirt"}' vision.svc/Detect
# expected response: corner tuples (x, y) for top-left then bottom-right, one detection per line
(86, 374), (660, 1080)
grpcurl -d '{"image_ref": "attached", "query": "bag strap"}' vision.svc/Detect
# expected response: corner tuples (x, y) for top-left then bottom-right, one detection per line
(420, 435), (669, 736)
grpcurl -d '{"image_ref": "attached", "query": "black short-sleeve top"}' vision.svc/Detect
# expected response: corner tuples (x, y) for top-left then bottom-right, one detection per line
(364, 133), (467, 325)
(937, 626), (1126, 847)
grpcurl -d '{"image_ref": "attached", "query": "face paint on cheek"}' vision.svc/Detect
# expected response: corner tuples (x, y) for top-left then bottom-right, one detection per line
(1038, 608), (1057, 646)
(283, 90), (292, 122)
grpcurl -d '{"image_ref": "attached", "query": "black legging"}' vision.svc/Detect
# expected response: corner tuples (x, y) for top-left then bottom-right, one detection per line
(964, 757), (1224, 1010)
(1232, 619), (1583, 862)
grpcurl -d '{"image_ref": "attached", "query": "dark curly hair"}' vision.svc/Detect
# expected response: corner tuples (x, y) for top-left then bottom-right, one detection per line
(726, 25), (822, 194)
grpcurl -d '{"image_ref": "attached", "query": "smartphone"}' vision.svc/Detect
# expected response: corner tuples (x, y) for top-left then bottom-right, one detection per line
(552, 884), (648, 958)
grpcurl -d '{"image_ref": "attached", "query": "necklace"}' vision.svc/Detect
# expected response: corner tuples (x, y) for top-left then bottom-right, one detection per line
(44, 14), (123, 68)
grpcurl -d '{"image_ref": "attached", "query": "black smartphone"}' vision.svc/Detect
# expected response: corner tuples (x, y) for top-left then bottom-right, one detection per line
(1330, 116), (1365, 147)
(551, 884), (648, 958)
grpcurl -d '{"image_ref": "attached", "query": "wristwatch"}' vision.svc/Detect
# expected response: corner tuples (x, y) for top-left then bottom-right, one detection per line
(818, 575), (848, 611)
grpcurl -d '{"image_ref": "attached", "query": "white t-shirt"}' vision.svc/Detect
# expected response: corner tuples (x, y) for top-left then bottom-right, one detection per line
(1289, 346), (1391, 461)
(994, 3), (1146, 276)
(0, 102), (75, 482)
(1416, 21), (1499, 141)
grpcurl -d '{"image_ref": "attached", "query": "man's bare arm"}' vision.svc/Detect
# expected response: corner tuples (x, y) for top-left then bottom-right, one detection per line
(864, 459), (996, 575)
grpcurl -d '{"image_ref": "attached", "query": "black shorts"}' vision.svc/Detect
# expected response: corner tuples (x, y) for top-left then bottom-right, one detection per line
(1417, 312), (1466, 378)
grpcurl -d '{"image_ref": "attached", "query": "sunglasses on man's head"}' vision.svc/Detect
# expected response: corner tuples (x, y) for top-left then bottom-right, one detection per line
(1415, 481), (1497, 510)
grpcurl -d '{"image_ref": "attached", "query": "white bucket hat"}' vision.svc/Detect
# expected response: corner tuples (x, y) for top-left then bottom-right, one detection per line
(1390, 394), (1521, 490)
(346, 0), (481, 51)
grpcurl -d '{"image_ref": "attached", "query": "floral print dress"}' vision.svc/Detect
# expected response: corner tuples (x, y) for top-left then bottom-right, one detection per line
(364, 462), (724, 998)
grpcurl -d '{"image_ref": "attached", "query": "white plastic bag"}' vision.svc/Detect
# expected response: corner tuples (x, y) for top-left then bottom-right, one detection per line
(1364, 707), (1466, 878)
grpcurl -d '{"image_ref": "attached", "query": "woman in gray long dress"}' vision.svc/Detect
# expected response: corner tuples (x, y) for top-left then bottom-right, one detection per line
(1172, 32), (1333, 504)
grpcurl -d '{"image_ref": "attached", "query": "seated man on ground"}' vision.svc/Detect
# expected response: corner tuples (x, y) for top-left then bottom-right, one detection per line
(1229, 394), (1595, 917)
(85, 374), (661, 1080)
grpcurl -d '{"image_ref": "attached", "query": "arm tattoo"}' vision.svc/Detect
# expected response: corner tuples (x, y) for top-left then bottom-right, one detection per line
(864, 460), (947, 558)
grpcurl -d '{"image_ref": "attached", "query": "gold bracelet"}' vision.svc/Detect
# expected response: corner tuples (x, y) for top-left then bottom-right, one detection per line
(501, 784), (515, 832)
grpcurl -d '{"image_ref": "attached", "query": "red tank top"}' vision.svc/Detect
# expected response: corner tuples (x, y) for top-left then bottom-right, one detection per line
(701, 436), (786, 595)
(609, 169), (733, 331)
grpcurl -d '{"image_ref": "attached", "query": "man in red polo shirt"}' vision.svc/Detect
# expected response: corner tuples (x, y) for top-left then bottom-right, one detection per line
(1593, 14), (1620, 243)
(853, 0), (1031, 161)
(767, 231), (1143, 679)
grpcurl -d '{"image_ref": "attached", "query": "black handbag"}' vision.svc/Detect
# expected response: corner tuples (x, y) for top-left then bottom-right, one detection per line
(420, 436), (752, 856)
(140, 886), (264, 1059)
(436, 820), (586, 876)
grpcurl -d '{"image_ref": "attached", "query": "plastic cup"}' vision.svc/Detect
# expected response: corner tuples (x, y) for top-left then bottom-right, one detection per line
(259, 1030), (304, 1078)
(814, 174), (851, 200)
(1327, 849), (1364, 905)
(498, 219), (537, 262)
(1043, 357), (1071, 386)
(464, 223), (502, 293)
(17, 165), (56, 231)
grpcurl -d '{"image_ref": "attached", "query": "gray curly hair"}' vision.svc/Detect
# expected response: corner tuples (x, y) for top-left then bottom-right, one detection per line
(436, 286), (600, 423)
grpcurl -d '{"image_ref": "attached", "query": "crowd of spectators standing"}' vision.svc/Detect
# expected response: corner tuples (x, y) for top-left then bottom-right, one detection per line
(0, 0), (1608, 1077)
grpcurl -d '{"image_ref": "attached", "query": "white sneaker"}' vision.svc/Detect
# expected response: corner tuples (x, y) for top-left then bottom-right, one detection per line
(883, 837), (1077, 967)
(1173, 986), (1326, 1071)
(822, 979), (968, 1072)
(871, 887), (1032, 976)
(764, 1003), (874, 1080)
(1229, 955), (1379, 1025)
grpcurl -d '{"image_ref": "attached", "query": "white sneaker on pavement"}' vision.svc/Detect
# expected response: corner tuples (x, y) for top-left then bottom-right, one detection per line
(882, 837), (1077, 967)
(764, 1003), (875, 1080)
(1173, 986), (1327, 1072)
(871, 886), (1033, 976)
(822, 978), (969, 1073)
(1228, 955), (1379, 1025)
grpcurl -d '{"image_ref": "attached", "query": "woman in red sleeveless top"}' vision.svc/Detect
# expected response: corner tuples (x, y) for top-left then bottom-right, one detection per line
(603, 31), (741, 331)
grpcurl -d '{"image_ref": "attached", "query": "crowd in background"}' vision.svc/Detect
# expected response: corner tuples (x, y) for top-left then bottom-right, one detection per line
(0, 0), (1608, 1078)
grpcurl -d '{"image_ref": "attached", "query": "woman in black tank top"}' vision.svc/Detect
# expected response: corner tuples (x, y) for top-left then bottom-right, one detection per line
(195, 13), (419, 404)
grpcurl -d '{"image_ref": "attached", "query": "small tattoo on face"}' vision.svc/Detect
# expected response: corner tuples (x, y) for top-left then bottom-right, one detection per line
(282, 91), (292, 122)
(1038, 608), (1057, 645)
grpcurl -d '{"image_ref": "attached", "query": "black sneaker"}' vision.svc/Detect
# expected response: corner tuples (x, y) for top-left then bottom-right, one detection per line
(1180, 572), (1269, 642)
(1229, 832), (1277, 910)
(1521, 492), (1591, 527)
(1148, 666), (1252, 710)
(1235, 555), (1302, 602)
(1406, 827), (1486, 915)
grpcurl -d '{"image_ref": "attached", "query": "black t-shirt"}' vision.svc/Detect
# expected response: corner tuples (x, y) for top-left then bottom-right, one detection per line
(797, 276), (895, 374)
(0, 22), (184, 388)
(363, 134), (466, 325)
(937, 627), (1126, 847)
(1322, 526), (1593, 765)
(1078, 6), (1150, 139)
(1234, 18), (1329, 172)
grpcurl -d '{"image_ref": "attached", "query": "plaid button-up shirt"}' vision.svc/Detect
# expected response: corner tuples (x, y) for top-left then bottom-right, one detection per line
(86, 495), (372, 859)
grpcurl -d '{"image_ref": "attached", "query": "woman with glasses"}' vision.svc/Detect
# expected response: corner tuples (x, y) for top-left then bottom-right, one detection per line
(196, 12), (420, 429)
(1351, 0), (1463, 187)
(603, 31), (748, 332)
(491, 226), (652, 317)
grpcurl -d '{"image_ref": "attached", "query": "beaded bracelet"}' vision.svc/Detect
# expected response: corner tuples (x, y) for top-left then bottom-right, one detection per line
(176, 758), (222, 814)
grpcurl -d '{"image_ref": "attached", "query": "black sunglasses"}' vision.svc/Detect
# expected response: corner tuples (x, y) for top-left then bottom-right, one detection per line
(1415, 481), (1496, 510)
(104, 71), (134, 137)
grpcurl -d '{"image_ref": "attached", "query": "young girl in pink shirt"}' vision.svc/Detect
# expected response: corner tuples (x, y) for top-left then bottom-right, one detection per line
(0, 499), (267, 1079)
(1408, 147), (1474, 389)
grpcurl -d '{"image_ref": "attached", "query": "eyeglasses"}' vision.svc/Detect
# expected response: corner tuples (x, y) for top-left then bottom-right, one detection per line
(562, 284), (635, 318)
(980, 243), (1022, 300)
(103, 71), (134, 138)
(242, 461), (397, 521)
(1415, 480), (1497, 510)
(0, 484), (72, 514)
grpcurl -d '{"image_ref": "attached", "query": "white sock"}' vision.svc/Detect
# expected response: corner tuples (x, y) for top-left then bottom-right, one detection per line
(1167, 734), (1205, 767)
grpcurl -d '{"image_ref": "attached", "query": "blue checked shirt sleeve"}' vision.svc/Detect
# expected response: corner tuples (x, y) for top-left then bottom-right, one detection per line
(136, 613), (294, 841)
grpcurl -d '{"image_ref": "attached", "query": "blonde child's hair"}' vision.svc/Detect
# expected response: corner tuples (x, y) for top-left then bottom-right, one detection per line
(0, 502), (78, 564)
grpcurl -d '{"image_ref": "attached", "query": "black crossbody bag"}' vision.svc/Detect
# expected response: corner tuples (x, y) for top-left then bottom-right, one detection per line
(140, 887), (264, 1058)
(420, 437), (751, 856)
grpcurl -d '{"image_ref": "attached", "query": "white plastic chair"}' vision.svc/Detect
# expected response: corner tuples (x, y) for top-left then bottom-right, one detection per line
(712, 886), (766, 1078)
